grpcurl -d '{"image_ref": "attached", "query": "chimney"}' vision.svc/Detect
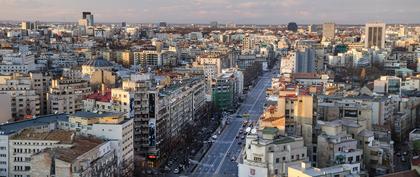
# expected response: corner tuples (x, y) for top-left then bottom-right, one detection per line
(101, 83), (106, 96)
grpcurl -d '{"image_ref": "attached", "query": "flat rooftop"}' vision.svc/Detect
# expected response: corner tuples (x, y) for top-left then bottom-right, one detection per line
(0, 114), (68, 135)
(53, 137), (104, 163)
(11, 129), (74, 144)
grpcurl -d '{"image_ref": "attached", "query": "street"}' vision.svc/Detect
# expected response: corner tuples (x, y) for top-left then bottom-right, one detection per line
(190, 70), (273, 177)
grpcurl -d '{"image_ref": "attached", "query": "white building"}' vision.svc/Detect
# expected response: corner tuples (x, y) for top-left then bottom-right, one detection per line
(58, 112), (134, 176)
(239, 128), (307, 177)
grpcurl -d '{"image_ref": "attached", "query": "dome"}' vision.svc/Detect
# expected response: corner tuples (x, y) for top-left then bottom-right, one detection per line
(83, 57), (113, 67)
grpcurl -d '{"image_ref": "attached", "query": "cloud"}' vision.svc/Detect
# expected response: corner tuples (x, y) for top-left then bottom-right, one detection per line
(0, 0), (419, 24)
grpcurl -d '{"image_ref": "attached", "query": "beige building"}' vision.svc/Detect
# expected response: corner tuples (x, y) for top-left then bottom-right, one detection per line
(47, 78), (91, 114)
(31, 138), (117, 177)
(322, 22), (336, 42)
(58, 112), (134, 176)
(316, 120), (363, 169)
(8, 129), (77, 177)
(0, 74), (41, 121)
(133, 50), (160, 69)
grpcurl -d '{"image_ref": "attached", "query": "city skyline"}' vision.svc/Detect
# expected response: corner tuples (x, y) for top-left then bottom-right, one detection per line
(0, 0), (419, 24)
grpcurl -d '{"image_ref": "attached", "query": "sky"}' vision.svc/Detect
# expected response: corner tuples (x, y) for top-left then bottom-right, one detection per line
(0, 0), (419, 24)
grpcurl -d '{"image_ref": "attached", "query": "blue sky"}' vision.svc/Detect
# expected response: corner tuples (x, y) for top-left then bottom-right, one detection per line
(0, 0), (419, 24)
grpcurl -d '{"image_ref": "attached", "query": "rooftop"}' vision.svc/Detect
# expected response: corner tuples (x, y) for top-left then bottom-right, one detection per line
(0, 114), (68, 135)
(379, 170), (420, 177)
(11, 129), (74, 144)
(85, 89), (112, 102)
(71, 111), (124, 119)
(83, 57), (113, 67)
(52, 137), (104, 163)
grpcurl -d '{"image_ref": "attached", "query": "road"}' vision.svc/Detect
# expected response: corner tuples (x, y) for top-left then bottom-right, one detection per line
(191, 70), (273, 177)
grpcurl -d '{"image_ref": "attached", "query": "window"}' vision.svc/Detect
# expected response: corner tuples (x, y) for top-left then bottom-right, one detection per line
(254, 157), (262, 162)
(274, 169), (278, 175)
(282, 157), (286, 161)
(276, 158), (279, 163)
(291, 155), (294, 160)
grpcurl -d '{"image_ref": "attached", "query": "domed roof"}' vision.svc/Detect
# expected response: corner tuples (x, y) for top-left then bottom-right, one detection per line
(83, 57), (113, 67)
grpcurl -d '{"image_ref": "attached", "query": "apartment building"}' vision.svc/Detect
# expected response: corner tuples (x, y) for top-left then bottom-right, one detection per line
(47, 78), (91, 114)
(58, 111), (134, 177)
(316, 120), (363, 170)
(30, 138), (117, 177)
(239, 127), (307, 177)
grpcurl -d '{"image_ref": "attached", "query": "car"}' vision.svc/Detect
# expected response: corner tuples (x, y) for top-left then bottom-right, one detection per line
(231, 156), (236, 161)
(238, 141), (242, 145)
(235, 135), (239, 139)
(403, 152), (408, 156)
(396, 152), (401, 156)
(401, 157), (406, 162)
(173, 168), (180, 174)
(241, 135), (245, 140)
(212, 135), (218, 140)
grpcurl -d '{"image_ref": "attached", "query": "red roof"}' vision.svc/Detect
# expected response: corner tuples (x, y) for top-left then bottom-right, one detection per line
(86, 90), (112, 102)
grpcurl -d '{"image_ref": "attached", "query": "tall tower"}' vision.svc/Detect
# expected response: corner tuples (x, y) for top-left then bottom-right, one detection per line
(365, 22), (386, 49)
(322, 22), (335, 41)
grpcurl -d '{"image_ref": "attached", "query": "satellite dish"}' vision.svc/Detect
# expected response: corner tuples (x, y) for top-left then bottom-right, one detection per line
(251, 128), (257, 134)
(245, 127), (251, 133)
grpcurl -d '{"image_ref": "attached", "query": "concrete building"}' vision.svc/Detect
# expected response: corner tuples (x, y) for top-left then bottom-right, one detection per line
(30, 138), (117, 177)
(373, 76), (402, 95)
(239, 128), (307, 177)
(365, 22), (386, 49)
(211, 71), (243, 111)
(0, 114), (68, 177)
(58, 112), (134, 176)
(47, 78), (91, 114)
(322, 23), (336, 42)
(0, 75), (41, 121)
(133, 50), (161, 69)
(316, 120), (363, 169)
(8, 129), (113, 177)
(288, 161), (360, 177)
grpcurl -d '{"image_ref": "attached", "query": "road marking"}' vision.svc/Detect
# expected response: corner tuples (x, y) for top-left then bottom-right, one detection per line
(215, 74), (270, 174)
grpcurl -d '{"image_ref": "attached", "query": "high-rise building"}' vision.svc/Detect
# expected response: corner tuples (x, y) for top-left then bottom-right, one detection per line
(322, 22), (335, 41)
(287, 22), (298, 32)
(293, 48), (315, 73)
(80, 11), (94, 27)
(365, 22), (386, 49)
(307, 24), (317, 33)
(21, 21), (30, 30)
(159, 22), (167, 28)
(210, 21), (218, 28)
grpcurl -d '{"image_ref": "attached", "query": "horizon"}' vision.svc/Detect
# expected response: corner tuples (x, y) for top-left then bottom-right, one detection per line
(0, 0), (419, 24)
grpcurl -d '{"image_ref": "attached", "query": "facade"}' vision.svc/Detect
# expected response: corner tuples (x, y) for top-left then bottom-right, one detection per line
(316, 120), (363, 169)
(134, 50), (161, 69)
(58, 112), (134, 177)
(239, 128), (307, 177)
(365, 22), (386, 49)
(47, 78), (91, 114)
(30, 139), (117, 177)
(8, 129), (76, 177)
(288, 161), (360, 177)
(212, 72), (239, 111)
(373, 76), (402, 95)
(0, 75), (41, 121)
(322, 23), (336, 42)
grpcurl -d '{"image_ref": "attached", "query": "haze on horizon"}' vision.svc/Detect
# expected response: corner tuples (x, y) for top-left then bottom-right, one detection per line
(0, 0), (419, 24)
